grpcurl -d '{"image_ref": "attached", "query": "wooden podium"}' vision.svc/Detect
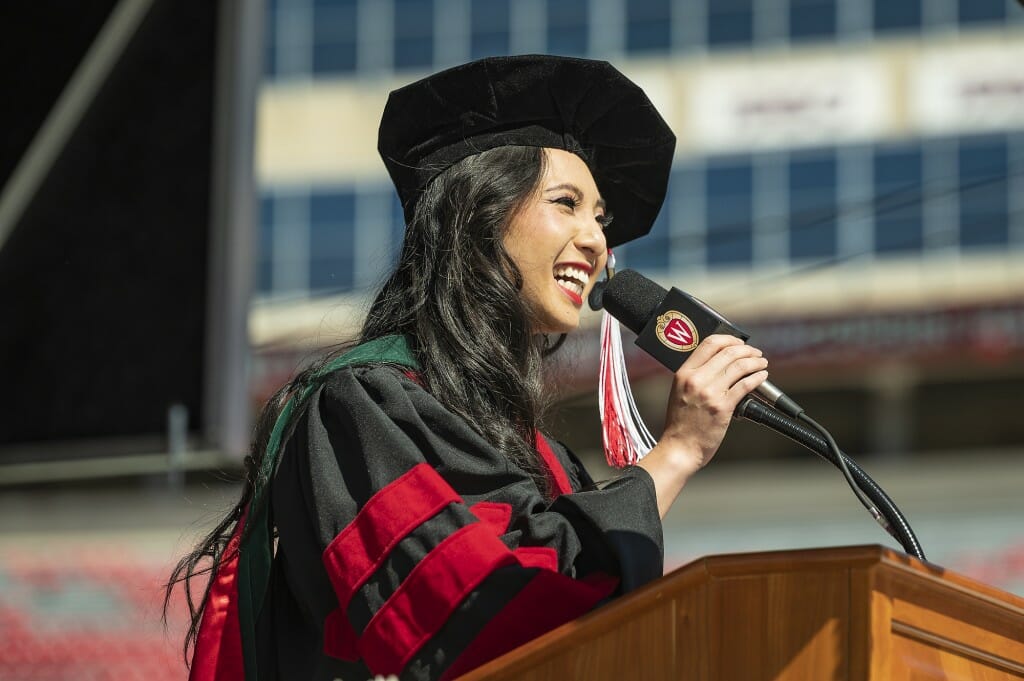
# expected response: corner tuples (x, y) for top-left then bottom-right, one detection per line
(457, 545), (1024, 680)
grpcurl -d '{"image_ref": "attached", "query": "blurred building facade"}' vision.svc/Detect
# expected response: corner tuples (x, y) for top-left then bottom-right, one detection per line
(252, 0), (1024, 462)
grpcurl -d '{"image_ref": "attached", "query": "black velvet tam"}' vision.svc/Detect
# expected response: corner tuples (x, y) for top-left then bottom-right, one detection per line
(377, 55), (676, 247)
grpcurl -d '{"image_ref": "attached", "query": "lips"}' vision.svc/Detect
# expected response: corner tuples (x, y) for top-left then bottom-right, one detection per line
(553, 262), (592, 306)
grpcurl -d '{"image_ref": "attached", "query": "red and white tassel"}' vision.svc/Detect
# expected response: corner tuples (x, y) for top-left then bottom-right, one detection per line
(598, 254), (657, 468)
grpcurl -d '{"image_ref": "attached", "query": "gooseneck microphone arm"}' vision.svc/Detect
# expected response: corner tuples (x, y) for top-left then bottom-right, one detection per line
(735, 397), (926, 561)
(591, 269), (927, 561)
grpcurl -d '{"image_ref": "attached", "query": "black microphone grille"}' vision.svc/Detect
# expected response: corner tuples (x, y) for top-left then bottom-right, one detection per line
(600, 269), (668, 335)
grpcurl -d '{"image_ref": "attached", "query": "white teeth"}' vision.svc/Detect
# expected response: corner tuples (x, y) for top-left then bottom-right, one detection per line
(557, 280), (584, 296)
(553, 265), (589, 289)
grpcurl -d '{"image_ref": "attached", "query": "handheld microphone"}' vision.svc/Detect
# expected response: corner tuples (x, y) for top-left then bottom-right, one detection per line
(589, 269), (803, 418)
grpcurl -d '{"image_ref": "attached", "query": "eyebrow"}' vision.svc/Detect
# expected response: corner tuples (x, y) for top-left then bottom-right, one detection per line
(543, 183), (607, 211)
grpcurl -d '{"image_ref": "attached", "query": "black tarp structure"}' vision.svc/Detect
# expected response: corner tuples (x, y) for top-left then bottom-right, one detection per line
(0, 1), (257, 468)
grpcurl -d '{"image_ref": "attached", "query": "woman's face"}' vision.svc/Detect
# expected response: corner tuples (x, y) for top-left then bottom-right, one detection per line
(504, 148), (609, 335)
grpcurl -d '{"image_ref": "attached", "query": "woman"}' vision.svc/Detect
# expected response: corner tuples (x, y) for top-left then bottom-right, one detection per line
(169, 55), (768, 681)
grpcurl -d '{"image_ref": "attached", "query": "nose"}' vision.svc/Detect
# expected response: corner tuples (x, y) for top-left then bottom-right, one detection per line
(575, 220), (608, 267)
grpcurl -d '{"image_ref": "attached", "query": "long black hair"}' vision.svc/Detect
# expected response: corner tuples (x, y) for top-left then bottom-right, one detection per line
(166, 145), (561, 663)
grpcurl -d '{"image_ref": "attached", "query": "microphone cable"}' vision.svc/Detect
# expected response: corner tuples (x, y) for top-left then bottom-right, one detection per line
(734, 396), (926, 561)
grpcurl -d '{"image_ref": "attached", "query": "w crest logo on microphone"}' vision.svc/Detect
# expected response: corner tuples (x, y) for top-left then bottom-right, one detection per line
(628, 283), (750, 372)
(656, 311), (699, 352)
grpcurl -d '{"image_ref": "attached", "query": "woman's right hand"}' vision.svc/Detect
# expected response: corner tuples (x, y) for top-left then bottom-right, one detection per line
(638, 334), (769, 517)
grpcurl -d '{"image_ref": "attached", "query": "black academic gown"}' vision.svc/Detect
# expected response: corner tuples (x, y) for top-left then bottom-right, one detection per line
(255, 363), (663, 680)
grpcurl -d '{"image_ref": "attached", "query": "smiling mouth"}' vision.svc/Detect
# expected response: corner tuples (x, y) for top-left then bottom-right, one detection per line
(553, 263), (590, 304)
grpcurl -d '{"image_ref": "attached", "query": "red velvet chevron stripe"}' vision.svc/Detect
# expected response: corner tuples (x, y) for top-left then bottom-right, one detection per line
(321, 463), (461, 660)
(322, 464), (461, 613)
(469, 500), (513, 535)
(320, 456), (602, 676)
(359, 522), (518, 672)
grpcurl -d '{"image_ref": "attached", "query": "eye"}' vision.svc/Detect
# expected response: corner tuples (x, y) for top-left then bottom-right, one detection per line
(596, 213), (614, 230)
(550, 195), (581, 211)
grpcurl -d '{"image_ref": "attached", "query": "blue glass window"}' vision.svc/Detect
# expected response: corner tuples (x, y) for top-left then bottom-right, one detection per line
(706, 159), (753, 267)
(546, 0), (588, 57)
(312, 0), (358, 74)
(470, 0), (511, 59)
(257, 195), (275, 293)
(394, 0), (435, 70)
(626, 0), (671, 54)
(959, 136), (1009, 249)
(263, 41), (277, 78)
(873, 147), (923, 254)
(264, 0), (279, 76)
(666, 165), (704, 267)
(268, 2), (316, 80)
(873, 0), (921, 33)
(309, 191), (356, 292)
(958, 0), (1005, 25)
(788, 151), (838, 261)
(708, 0), (754, 48)
(789, 0), (836, 42)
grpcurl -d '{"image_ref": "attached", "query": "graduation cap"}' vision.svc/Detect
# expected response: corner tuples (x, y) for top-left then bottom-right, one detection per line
(378, 55), (676, 247)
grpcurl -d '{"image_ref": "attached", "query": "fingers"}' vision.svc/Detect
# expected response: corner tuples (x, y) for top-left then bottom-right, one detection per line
(720, 354), (768, 390)
(728, 367), (770, 400)
(700, 341), (764, 382)
(684, 333), (746, 369)
(676, 335), (768, 407)
(682, 335), (763, 380)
